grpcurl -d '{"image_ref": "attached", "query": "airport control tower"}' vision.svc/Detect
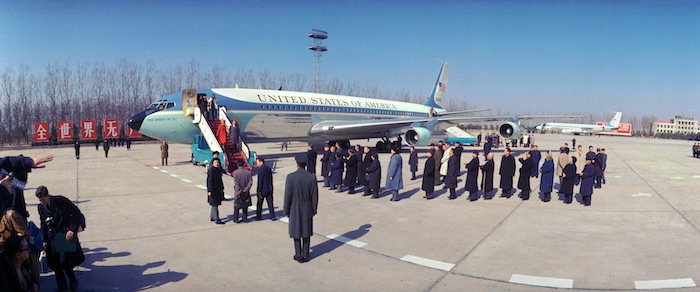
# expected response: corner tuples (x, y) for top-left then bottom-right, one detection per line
(308, 29), (328, 93)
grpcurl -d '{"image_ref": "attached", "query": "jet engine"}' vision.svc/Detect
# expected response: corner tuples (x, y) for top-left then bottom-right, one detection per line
(404, 127), (447, 146)
(498, 121), (524, 140)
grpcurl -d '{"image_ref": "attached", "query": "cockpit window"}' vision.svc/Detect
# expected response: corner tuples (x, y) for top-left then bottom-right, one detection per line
(148, 101), (175, 111)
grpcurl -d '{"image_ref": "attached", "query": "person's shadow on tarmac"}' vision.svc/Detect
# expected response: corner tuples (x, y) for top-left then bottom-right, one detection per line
(308, 224), (372, 262)
(40, 247), (187, 291)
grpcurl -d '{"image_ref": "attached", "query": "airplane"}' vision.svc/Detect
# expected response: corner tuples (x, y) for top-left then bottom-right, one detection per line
(128, 62), (580, 160)
(536, 112), (622, 134)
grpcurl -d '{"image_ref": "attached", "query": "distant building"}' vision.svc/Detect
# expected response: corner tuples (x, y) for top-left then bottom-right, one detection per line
(653, 115), (699, 135)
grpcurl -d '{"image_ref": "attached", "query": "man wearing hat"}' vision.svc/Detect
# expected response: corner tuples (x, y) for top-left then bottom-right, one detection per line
(231, 160), (253, 223)
(284, 154), (318, 263)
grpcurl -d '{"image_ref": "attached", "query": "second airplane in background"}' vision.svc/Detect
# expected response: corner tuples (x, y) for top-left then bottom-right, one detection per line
(536, 112), (623, 134)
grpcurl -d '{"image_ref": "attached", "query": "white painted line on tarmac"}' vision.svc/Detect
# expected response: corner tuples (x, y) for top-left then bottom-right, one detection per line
(670, 176), (685, 180)
(278, 217), (289, 224)
(400, 255), (455, 272)
(613, 176), (622, 179)
(631, 193), (653, 197)
(180, 179), (192, 183)
(160, 169), (168, 173)
(509, 274), (573, 289)
(152, 167), (160, 170)
(195, 185), (207, 190)
(692, 175), (700, 179)
(169, 173), (179, 177)
(634, 278), (696, 290)
(326, 234), (367, 248)
(249, 205), (257, 211)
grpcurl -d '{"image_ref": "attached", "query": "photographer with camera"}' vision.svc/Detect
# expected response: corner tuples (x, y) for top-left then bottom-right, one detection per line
(36, 186), (84, 292)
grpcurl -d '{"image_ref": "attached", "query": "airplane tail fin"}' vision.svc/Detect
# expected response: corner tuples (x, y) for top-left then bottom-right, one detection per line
(608, 112), (622, 127)
(424, 61), (448, 110)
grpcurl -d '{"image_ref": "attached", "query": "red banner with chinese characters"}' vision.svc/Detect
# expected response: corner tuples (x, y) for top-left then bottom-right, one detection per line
(81, 120), (97, 140)
(34, 122), (49, 143)
(617, 123), (631, 134)
(57, 121), (73, 141)
(103, 119), (119, 139)
(127, 124), (142, 138)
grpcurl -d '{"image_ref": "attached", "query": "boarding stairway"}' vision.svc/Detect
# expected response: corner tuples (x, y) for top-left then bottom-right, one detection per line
(193, 106), (252, 172)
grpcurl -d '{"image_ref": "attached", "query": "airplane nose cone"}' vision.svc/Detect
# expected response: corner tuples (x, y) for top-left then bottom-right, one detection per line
(128, 112), (145, 131)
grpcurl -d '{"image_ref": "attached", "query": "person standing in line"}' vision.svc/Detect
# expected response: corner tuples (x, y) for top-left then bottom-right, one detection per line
(464, 151), (480, 201)
(530, 145), (541, 178)
(573, 145), (584, 185)
(499, 148), (516, 198)
(284, 154), (318, 263)
(343, 149), (358, 194)
(207, 158), (225, 224)
(540, 154), (555, 202)
(329, 153), (343, 191)
(586, 145), (596, 162)
(320, 145), (331, 186)
(594, 148), (607, 188)
(580, 158), (595, 206)
(433, 141), (443, 186)
(255, 157), (275, 221)
(358, 146), (371, 191)
(306, 145), (317, 175)
(556, 147), (568, 188)
(385, 145), (404, 201)
(481, 153), (495, 200)
(36, 186), (84, 292)
(103, 139), (110, 158)
(483, 137), (492, 158)
(453, 142), (463, 173)
(599, 148), (608, 184)
(354, 145), (363, 185)
(517, 151), (533, 200)
(231, 160), (253, 223)
(160, 140), (168, 166)
(74, 141), (80, 160)
(229, 120), (241, 152)
(572, 138), (576, 148)
(422, 150), (436, 199)
(408, 146), (418, 180)
(365, 153), (382, 198)
(561, 157), (577, 204)
(439, 143), (452, 184)
(444, 150), (458, 200)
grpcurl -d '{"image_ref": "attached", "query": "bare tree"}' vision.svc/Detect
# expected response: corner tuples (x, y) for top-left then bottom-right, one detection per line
(185, 59), (200, 89)
(1, 66), (15, 144)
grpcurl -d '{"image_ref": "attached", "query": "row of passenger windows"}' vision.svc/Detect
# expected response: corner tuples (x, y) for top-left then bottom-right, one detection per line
(259, 104), (425, 117)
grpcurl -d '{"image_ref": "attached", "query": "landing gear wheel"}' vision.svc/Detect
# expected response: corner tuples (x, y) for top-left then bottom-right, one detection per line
(376, 141), (386, 153)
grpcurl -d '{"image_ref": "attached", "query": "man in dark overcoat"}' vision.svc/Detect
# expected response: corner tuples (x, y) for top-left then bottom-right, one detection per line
(580, 159), (595, 206)
(517, 151), (533, 200)
(453, 142), (463, 172)
(530, 145), (541, 178)
(343, 149), (358, 194)
(594, 148), (607, 188)
(483, 138), (492, 157)
(539, 154), (555, 202)
(499, 148), (516, 197)
(358, 146), (371, 189)
(306, 145), (317, 175)
(354, 145), (363, 184)
(284, 154), (318, 263)
(160, 140), (168, 165)
(433, 142), (443, 186)
(481, 153), (495, 199)
(561, 156), (577, 204)
(207, 158), (225, 224)
(320, 145), (331, 186)
(444, 150), (459, 199)
(329, 153), (343, 190)
(408, 146), (418, 180)
(465, 151), (480, 201)
(256, 157), (275, 220)
(365, 153), (382, 198)
(103, 139), (110, 158)
(231, 160), (253, 223)
(74, 141), (80, 160)
(36, 186), (84, 291)
(422, 150), (436, 199)
(230, 120), (241, 152)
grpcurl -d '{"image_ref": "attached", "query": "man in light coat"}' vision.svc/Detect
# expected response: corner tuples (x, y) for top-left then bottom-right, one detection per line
(385, 146), (404, 201)
(231, 160), (253, 223)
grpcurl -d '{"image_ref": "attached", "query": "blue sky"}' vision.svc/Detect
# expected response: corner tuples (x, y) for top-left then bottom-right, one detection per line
(1, 0), (698, 119)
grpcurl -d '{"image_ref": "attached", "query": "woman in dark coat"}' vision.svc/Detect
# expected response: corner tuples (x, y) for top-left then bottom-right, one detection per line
(343, 149), (358, 194)
(464, 152), (480, 201)
(207, 158), (225, 224)
(365, 153), (382, 198)
(36, 186), (84, 291)
(539, 154), (555, 202)
(517, 152), (533, 200)
(329, 153), (343, 190)
(561, 157), (577, 204)
(580, 159), (595, 206)
(421, 150), (436, 199)
(499, 149), (516, 197)
(444, 151), (458, 199)
(481, 153), (495, 199)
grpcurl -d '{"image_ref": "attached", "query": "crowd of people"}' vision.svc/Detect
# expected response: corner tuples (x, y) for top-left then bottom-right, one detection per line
(0, 154), (85, 292)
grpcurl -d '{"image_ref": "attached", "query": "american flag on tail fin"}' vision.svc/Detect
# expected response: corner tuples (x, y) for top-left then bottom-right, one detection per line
(438, 82), (446, 92)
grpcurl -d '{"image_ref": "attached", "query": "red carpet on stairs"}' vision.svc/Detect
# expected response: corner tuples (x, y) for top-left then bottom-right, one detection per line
(207, 119), (251, 172)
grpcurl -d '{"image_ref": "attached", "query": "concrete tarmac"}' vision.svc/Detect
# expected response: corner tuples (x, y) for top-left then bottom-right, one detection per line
(3, 134), (700, 291)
